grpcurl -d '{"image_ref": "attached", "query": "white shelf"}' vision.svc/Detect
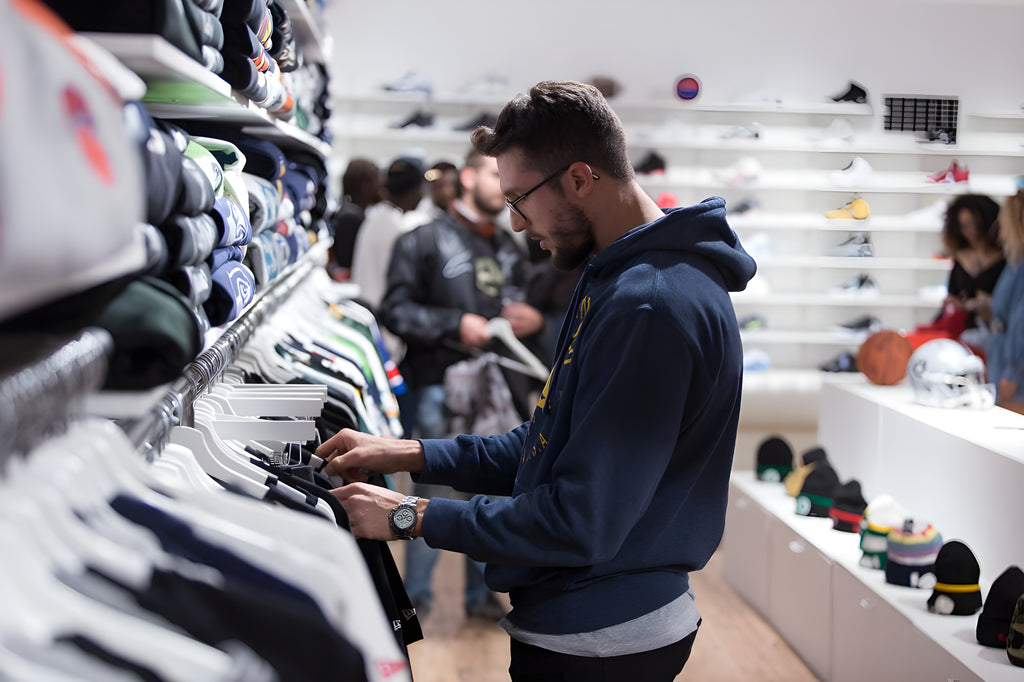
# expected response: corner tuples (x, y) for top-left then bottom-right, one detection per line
(728, 212), (942, 233)
(741, 329), (871, 345)
(638, 167), (1019, 196)
(85, 33), (330, 158)
(755, 255), (951, 270)
(731, 293), (944, 308)
(731, 470), (1021, 682)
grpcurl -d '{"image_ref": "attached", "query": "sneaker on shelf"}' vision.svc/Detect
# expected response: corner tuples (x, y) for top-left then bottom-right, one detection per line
(738, 313), (768, 330)
(810, 118), (855, 148)
(918, 283), (948, 302)
(634, 151), (666, 174)
(453, 111), (498, 131)
(720, 122), (761, 139)
(715, 156), (762, 185)
(732, 197), (762, 215)
(829, 80), (868, 104)
(917, 128), (955, 145)
(829, 232), (874, 257)
(391, 109), (434, 129)
(902, 199), (948, 226)
(831, 314), (882, 335)
(382, 70), (433, 97)
(829, 157), (873, 187)
(743, 348), (772, 372)
(820, 351), (858, 373)
(830, 273), (880, 297)
(458, 73), (511, 98)
(825, 197), (871, 221)
(926, 160), (969, 184)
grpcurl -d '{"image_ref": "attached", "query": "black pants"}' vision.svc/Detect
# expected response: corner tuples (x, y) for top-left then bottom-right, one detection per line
(508, 625), (699, 682)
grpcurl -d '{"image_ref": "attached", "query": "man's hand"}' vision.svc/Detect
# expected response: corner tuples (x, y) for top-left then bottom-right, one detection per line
(459, 312), (492, 347)
(501, 301), (544, 338)
(332, 483), (427, 540)
(315, 428), (427, 482)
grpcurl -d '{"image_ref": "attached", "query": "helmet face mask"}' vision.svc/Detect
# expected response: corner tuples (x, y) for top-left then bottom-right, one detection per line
(906, 339), (995, 410)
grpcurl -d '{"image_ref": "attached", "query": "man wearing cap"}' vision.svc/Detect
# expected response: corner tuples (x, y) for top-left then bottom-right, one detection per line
(319, 81), (755, 681)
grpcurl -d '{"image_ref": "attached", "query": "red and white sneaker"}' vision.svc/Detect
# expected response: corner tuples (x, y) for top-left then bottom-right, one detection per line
(926, 160), (969, 183)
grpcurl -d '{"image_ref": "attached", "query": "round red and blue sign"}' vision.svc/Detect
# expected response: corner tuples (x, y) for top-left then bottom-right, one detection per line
(675, 74), (701, 101)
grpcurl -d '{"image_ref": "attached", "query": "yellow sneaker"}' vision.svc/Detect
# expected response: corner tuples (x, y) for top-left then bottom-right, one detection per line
(826, 198), (870, 220)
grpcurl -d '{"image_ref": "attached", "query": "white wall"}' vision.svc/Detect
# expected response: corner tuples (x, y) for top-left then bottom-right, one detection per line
(325, 0), (1024, 111)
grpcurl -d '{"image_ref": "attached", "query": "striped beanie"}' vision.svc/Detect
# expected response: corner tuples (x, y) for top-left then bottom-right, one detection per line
(885, 518), (943, 588)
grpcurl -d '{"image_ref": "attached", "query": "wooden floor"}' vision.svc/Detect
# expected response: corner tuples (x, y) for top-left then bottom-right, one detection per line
(392, 543), (818, 682)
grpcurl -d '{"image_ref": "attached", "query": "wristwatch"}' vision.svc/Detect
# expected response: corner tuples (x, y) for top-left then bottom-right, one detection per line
(388, 496), (419, 540)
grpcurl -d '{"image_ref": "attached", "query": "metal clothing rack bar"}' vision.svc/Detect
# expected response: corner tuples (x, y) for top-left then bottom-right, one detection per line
(0, 327), (114, 459)
(126, 257), (316, 458)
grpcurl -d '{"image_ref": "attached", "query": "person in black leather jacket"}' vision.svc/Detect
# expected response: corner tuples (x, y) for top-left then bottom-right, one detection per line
(378, 149), (544, 620)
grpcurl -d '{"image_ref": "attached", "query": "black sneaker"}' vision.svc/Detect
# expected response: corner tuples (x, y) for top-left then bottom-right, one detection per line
(830, 81), (868, 104)
(392, 109), (435, 129)
(453, 112), (497, 131)
(634, 151), (666, 174)
(820, 351), (858, 373)
(832, 314), (882, 335)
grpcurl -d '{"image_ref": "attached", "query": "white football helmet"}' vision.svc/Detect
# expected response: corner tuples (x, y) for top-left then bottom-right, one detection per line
(906, 339), (994, 409)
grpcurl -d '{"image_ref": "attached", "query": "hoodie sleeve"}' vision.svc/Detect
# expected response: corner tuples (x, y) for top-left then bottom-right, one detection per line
(421, 304), (704, 566)
(414, 423), (530, 496)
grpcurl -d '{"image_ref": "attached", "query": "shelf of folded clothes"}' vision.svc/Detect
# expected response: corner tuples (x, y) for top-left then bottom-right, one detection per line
(85, 34), (328, 158)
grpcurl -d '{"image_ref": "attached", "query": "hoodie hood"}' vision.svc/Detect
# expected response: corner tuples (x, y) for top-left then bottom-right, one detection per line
(589, 197), (756, 292)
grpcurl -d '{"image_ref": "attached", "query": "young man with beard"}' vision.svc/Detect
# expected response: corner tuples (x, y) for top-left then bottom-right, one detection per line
(320, 81), (756, 681)
(377, 150), (544, 622)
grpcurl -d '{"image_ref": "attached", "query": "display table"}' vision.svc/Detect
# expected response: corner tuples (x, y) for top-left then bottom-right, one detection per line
(724, 377), (1024, 681)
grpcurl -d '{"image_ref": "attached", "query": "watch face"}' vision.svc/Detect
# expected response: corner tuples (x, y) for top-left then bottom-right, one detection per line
(393, 506), (417, 530)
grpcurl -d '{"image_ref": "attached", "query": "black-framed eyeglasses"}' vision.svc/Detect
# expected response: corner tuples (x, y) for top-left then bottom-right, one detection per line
(505, 164), (599, 222)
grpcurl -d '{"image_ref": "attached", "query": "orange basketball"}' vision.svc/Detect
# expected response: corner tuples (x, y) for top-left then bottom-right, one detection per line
(857, 330), (914, 385)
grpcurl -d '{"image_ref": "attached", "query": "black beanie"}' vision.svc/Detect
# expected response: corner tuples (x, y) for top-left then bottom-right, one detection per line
(756, 435), (793, 482)
(977, 565), (1024, 647)
(927, 540), (982, 615)
(796, 464), (840, 517)
(801, 446), (828, 466)
(829, 479), (867, 532)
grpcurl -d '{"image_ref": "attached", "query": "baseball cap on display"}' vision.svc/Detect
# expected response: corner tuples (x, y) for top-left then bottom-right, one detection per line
(976, 566), (1024, 648)
(828, 479), (867, 533)
(795, 464), (840, 517)
(885, 518), (943, 588)
(783, 447), (828, 498)
(926, 540), (982, 616)
(755, 435), (793, 482)
(0, 0), (147, 322)
(204, 260), (256, 326)
(95, 277), (204, 390)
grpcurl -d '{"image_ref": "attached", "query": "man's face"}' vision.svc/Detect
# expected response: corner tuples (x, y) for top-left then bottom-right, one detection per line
(430, 169), (458, 211)
(470, 155), (507, 217)
(497, 150), (595, 271)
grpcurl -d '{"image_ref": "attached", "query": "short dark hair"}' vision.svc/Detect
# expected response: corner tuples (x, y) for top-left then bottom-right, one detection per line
(943, 194), (1001, 252)
(470, 80), (633, 181)
(341, 158), (381, 207)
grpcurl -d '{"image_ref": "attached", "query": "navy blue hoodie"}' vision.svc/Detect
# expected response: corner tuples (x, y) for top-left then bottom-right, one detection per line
(417, 197), (756, 635)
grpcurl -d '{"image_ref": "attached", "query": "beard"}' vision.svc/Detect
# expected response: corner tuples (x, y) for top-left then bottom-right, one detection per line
(548, 205), (596, 271)
(474, 186), (507, 218)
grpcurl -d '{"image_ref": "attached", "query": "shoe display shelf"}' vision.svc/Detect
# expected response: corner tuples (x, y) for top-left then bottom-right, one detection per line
(724, 376), (1024, 681)
(85, 33), (331, 159)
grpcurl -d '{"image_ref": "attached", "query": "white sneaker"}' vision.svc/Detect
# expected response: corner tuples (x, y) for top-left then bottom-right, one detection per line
(458, 73), (510, 98)
(743, 348), (772, 372)
(810, 118), (854, 148)
(829, 157), (873, 187)
(382, 70), (433, 97)
(743, 231), (774, 260)
(720, 122), (761, 139)
(902, 200), (947, 226)
(715, 156), (762, 185)
(829, 233), (874, 257)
